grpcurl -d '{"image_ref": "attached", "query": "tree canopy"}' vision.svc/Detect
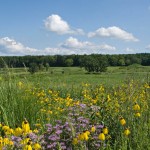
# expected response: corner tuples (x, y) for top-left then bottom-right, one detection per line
(0, 53), (149, 71)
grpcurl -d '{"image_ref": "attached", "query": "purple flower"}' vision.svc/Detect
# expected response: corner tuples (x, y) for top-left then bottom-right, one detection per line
(11, 136), (22, 142)
(46, 124), (52, 128)
(56, 130), (62, 135)
(95, 143), (101, 148)
(96, 124), (104, 129)
(56, 120), (62, 124)
(61, 145), (67, 149)
(65, 126), (71, 132)
(79, 103), (87, 108)
(78, 123), (87, 128)
(48, 135), (60, 141)
(29, 133), (38, 141)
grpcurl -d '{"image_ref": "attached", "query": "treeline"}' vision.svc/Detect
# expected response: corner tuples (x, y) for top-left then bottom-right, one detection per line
(0, 53), (149, 68)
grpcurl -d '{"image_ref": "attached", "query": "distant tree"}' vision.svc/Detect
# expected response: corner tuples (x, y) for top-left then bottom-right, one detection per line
(0, 58), (6, 68)
(64, 58), (74, 67)
(118, 58), (125, 66)
(124, 59), (130, 66)
(39, 63), (45, 71)
(141, 57), (150, 66)
(45, 63), (50, 71)
(108, 56), (118, 66)
(55, 55), (65, 66)
(80, 56), (107, 73)
(130, 55), (141, 64)
(28, 63), (39, 74)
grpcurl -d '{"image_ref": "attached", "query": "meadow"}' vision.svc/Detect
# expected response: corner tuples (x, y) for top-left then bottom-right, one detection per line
(0, 65), (149, 150)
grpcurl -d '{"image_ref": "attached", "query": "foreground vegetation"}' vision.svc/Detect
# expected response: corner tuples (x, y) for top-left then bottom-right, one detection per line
(0, 66), (149, 149)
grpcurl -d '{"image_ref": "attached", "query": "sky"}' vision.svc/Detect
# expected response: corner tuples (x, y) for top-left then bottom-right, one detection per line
(0, 0), (150, 56)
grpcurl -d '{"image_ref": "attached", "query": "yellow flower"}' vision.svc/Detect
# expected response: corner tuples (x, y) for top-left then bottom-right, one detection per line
(2, 125), (9, 132)
(35, 123), (41, 128)
(135, 112), (141, 117)
(98, 133), (105, 141)
(83, 132), (89, 141)
(0, 141), (3, 150)
(18, 81), (23, 87)
(21, 138), (30, 145)
(85, 130), (90, 136)
(33, 129), (39, 133)
(107, 94), (111, 101)
(9, 140), (14, 146)
(96, 112), (100, 116)
(91, 126), (96, 132)
(3, 138), (9, 145)
(5, 128), (14, 135)
(103, 127), (108, 135)
(72, 138), (78, 145)
(133, 104), (140, 111)
(78, 133), (85, 141)
(124, 128), (130, 136)
(14, 127), (22, 136)
(78, 132), (89, 141)
(33, 143), (41, 150)
(120, 118), (126, 126)
(22, 119), (30, 134)
(23, 143), (32, 150)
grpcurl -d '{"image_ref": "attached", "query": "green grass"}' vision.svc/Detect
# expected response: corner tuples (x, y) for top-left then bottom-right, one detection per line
(2, 65), (149, 84)
(0, 65), (149, 100)
(0, 65), (149, 149)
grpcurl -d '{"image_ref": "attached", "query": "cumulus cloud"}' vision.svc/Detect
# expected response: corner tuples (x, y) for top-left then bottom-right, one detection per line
(125, 48), (135, 53)
(88, 26), (139, 42)
(146, 44), (150, 49)
(60, 37), (116, 53)
(0, 37), (75, 55)
(0, 37), (117, 55)
(44, 14), (84, 35)
(0, 37), (38, 55)
(44, 47), (75, 55)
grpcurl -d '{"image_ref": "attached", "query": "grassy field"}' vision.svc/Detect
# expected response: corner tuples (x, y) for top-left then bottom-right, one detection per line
(0, 65), (149, 149)
(1, 64), (150, 87)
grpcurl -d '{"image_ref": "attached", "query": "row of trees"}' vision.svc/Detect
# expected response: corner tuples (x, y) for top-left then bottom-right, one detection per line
(0, 53), (149, 73)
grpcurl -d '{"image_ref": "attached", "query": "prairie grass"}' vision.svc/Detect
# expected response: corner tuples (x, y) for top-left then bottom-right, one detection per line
(0, 66), (149, 149)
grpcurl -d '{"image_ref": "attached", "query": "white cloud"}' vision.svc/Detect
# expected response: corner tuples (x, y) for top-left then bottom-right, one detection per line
(0, 37), (116, 55)
(88, 26), (139, 42)
(125, 48), (135, 53)
(44, 14), (84, 35)
(146, 44), (150, 49)
(0, 37), (38, 55)
(0, 37), (73, 55)
(60, 37), (116, 53)
(44, 47), (75, 55)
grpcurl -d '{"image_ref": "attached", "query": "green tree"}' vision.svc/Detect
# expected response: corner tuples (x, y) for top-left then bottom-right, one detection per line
(80, 56), (107, 73)
(45, 63), (50, 71)
(64, 58), (74, 67)
(39, 63), (45, 71)
(118, 58), (125, 66)
(125, 59), (131, 66)
(28, 63), (39, 74)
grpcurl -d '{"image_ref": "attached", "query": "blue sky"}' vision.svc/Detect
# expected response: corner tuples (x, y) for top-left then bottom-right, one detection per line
(0, 0), (150, 55)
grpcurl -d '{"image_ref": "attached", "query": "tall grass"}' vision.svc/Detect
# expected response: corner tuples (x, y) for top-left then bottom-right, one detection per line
(0, 66), (149, 149)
